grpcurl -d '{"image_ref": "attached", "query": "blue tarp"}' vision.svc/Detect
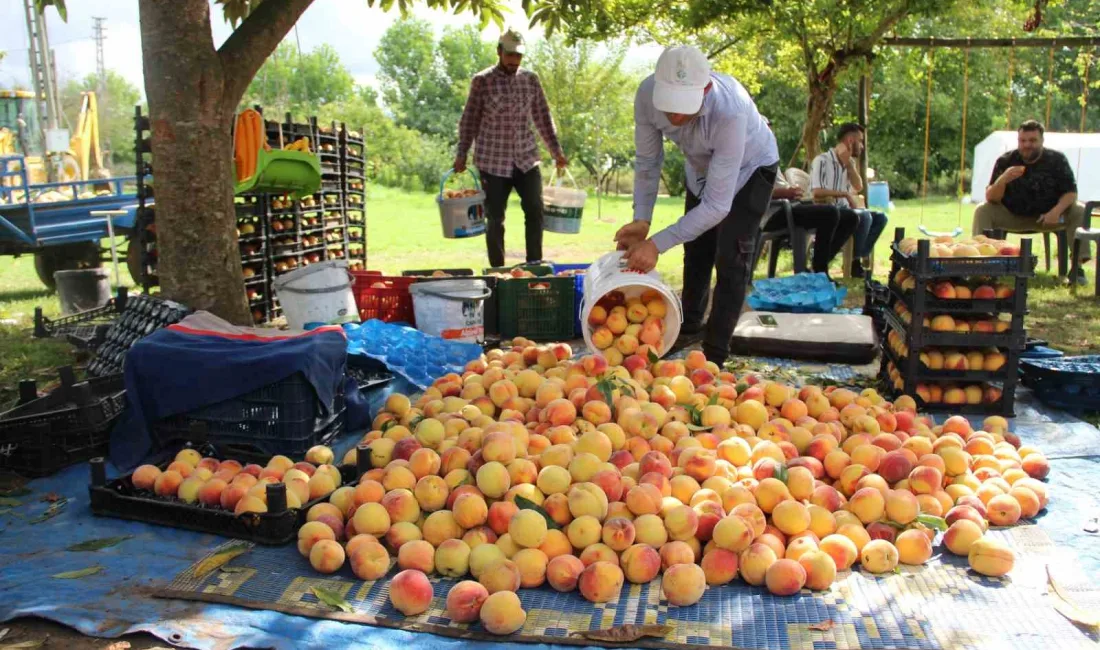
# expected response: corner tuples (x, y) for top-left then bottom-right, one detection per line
(1, 386), (1098, 650)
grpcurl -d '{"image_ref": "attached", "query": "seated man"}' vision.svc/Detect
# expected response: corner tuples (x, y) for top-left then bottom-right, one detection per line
(766, 170), (859, 279)
(809, 123), (887, 277)
(972, 119), (1088, 283)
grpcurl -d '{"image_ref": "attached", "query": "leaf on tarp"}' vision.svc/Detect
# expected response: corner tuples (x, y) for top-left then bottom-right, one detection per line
(514, 495), (561, 530)
(916, 515), (948, 532)
(571, 624), (671, 642)
(29, 498), (67, 524)
(52, 565), (103, 579)
(0, 498), (21, 507)
(192, 542), (251, 579)
(66, 535), (133, 552)
(1047, 565), (1100, 629)
(0, 639), (46, 649)
(311, 586), (354, 613)
(807, 620), (835, 631)
(647, 349), (659, 365)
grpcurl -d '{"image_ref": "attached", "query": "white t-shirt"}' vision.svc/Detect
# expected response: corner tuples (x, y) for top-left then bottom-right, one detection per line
(810, 149), (851, 208)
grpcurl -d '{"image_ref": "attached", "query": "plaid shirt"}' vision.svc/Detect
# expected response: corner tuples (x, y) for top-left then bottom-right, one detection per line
(457, 65), (563, 178)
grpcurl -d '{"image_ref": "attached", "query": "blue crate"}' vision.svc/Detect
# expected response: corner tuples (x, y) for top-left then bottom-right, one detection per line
(747, 272), (846, 313)
(550, 262), (590, 336)
(1020, 355), (1100, 412)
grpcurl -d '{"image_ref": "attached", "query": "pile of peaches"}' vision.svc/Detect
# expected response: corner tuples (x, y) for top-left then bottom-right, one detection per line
(897, 234), (1023, 258)
(894, 303), (1012, 335)
(586, 289), (669, 364)
(285, 340), (1048, 635)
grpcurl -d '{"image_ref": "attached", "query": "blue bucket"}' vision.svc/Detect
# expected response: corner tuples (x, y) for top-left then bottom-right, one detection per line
(868, 181), (890, 211)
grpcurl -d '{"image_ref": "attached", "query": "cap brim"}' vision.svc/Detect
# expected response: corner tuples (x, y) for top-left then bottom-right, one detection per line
(653, 79), (704, 115)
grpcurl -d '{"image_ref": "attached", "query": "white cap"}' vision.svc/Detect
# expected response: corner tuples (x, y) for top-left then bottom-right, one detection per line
(499, 29), (526, 54)
(653, 45), (711, 114)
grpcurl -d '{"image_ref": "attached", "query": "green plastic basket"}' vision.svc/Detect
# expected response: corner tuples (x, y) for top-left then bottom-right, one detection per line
(494, 273), (575, 341)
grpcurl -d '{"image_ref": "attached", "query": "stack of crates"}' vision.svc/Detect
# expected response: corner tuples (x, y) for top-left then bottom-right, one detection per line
(134, 107), (367, 325)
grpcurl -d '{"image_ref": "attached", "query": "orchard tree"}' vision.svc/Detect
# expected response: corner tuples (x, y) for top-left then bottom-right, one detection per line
(242, 42), (356, 116)
(37, 0), (503, 323)
(62, 70), (143, 169)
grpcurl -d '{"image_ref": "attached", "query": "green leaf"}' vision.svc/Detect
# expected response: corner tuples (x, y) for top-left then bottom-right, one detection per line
(380, 419), (397, 433)
(407, 415), (425, 431)
(647, 349), (660, 365)
(29, 498), (67, 524)
(66, 535), (133, 552)
(311, 586), (354, 613)
(596, 379), (614, 406)
(52, 565), (103, 579)
(884, 520), (907, 530)
(514, 495), (562, 530)
(774, 463), (789, 484)
(0, 498), (21, 507)
(193, 542), (251, 578)
(686, 423), (710, 432)
(707, 392), (719, 407)
(916, 515), (948, 532)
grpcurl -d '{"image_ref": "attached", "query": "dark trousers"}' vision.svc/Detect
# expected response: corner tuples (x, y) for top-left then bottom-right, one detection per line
(681, 164), (778, 361)
(481, 166), (544, 268)
(762, 204), (860, 273)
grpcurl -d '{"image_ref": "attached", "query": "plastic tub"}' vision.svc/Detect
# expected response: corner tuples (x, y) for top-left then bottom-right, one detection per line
(580, 252), (682, 358)
(543, 168), (586, 234)
(437, 169), (486, 239)
(55, 268), (111, 315)
(409, 278), (492, 343)
(272, 260), (359, 330)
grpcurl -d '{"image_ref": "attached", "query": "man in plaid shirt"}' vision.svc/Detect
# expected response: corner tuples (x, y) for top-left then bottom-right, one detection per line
(455, 29), (568, 267)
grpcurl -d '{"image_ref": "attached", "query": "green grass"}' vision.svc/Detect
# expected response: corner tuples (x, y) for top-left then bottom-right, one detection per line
(1, 186), (1096, 409)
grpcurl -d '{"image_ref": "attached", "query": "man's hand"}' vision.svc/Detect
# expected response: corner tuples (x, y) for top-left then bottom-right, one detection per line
(625, 239), (659, 273)
(772, 186), (802, 201)
(614, 221), (650, 251)
(847, 192), (865, 209)
(835, 141), (851, 166)
(453, 156), (467, 174)
(1039, 209), (1063, 226)
(999, 165), (1026, 185)
(554, 153), (568, 169)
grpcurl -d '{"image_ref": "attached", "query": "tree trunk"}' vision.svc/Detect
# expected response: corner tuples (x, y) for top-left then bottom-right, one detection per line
(799, 78), (838, 167)
(138, 0), (314, 324)
(140, 0), (250, 323)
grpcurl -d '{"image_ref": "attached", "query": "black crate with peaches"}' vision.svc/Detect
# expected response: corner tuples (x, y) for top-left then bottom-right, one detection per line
(880, 228), (1030, 416)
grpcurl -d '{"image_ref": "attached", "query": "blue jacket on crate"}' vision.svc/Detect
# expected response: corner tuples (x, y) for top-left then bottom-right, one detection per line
(109, 311), (358, 471)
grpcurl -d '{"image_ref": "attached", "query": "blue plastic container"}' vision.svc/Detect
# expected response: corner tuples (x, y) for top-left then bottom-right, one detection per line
(868, 181), (890, 211)
(550, 262), (590, 336)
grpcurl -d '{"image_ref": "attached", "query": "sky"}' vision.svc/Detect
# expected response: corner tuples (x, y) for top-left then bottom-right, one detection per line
(0, 0), (661, 98)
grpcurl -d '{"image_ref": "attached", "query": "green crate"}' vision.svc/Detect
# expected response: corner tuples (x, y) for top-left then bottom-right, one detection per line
(483, 264), (554, 277)
(495, 275), (576, 341)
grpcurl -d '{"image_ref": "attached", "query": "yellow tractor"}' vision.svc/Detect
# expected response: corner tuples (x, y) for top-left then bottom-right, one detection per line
(0, 88), (107, 185)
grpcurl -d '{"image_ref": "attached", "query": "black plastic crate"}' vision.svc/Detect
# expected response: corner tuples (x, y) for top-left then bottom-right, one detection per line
(882, 342), (1014, 383)
(882, 308), (1027, 350)
(888, 280), (1024, 315)
(890, 228), (1037, 279)
(1020, 356), (1100, 412)
(88, 449), (369, 545)
(347, 354), (394, 391)
(0, 368), (126, 477)
(879, 362), (1016, 417)
(151, 372), (346, 463)
(33, 288), (128, 345)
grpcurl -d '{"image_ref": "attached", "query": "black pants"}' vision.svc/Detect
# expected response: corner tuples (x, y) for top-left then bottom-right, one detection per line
(762, 204), (860, 273)
(681, 164), (778, 362)
(481, 166), (544, 268)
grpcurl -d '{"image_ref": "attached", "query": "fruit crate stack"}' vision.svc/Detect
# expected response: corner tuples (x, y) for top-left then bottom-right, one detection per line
(341, 125), (366, 271)
(879, 227), (1035, 416)
(133, 107), (157, 293)
(238, 194), (273, 324)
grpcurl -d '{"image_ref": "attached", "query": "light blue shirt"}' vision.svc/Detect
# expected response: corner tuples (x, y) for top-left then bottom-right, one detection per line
(632, 73), (779, 253)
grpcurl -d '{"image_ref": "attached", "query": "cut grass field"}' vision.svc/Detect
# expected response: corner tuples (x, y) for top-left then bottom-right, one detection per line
(1, 184), (1097, 408)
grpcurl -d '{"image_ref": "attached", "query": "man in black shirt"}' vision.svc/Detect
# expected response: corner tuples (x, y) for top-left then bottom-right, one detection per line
(972, 120), (1087, 283)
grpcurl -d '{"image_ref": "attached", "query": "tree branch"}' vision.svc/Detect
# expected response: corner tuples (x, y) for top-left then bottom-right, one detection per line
(219, 0), (315, 104)
(706, 37), (740, 60)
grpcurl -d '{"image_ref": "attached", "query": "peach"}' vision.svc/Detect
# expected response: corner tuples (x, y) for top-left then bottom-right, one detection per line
(943, 519), (984, 556)
(544, 554), (585, 593)
(765, 558), (807, 596)
(731, 503), (767, 538)
(347, 539), (389, 580)
(1021, 454), (1050, 479)
(397, 539), (435, 574)
(907, 465), (943, 495)
(1009, 486), (1041, 519)
(414, 475), (450, 513)
(513, 548), (548, 588)
(153, 470), (184, 497)
(476, 461), (512, 499)
(617, 543), (659, 584)
(446, 580), (489, 623)
(579, 543), (619, 567)
(633, 513), (668, 548)
(739, 543), (778, 586)
(307, 472), (337, 501)
(352, 502), (391, 537)
(847, 487), (885, 525)
(390, 569), (434, 616)
(884, 489), (920, 525)
(771, 501), (811, 536)
(308, 538), (345, 574)
(859, 539), (899, 573)
(785, 536), (819, 563)
(480, 590), (526, 634)
(487, 500), (520, 536)
(819, 534), (858, 570)
(837, 523), (871, 555)
(986, 493), (1022, 526)
(895, 529), (932, 565)
(578, 561), (624, 603)
(453, 492), (489, 529)
(132, 464), (162, 491)
(712, 515), (754, 552)
(799, 549), (837, 591)
(661, 562), (707, 606)
(219, 483), (249, 511)
(659, 540), (696, 570)
(968, 537), (1014, 576)
(597, 517), (634, 552)
(479, 558), (522, 594)
(696, 548), (737, 586)
(469, 543), (507, 579)
(422, 510), (463, 547)
(510, 509), (549, 548)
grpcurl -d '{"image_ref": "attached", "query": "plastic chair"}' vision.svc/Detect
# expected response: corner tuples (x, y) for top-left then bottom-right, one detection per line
(752, 199), (813, 278)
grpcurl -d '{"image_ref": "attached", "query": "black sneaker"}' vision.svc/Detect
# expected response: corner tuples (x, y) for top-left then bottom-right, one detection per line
(1075, 268), (1088, 286)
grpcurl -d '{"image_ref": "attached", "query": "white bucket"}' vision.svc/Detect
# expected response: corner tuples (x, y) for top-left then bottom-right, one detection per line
(272, 260), (359, 330)
(543, 168), (586, 234)
(581, 252), (682, 359)
(409, 279), (492, 343)
(438, 169), (486, 239)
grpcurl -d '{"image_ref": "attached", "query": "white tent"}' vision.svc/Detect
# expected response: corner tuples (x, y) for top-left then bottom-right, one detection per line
(970, 131), (1100, 203)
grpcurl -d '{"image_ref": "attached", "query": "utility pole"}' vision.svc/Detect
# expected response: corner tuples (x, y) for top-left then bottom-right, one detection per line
(93, 16), (111, 158)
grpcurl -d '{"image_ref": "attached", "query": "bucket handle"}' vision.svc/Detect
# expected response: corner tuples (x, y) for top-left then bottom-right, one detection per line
(439, 168), (482, 199)
(547, 166), (578, 189)
(277, 269), (354, 295)
(415, 285), (493, 302)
